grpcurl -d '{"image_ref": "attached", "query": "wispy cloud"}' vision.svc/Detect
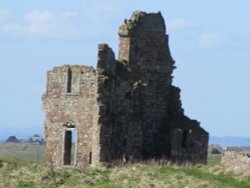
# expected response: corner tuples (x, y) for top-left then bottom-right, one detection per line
(2, 10), (81, 38)
(61, 11), (79, 18)
(25, 10), (56, 22)
(0, 9), (11, 23)
(168, 18), (193, 30)
(0, 1), (121, 39)
(82, 1), (118, 24)
(79, 1), (121, 37)
(198, 32), (222, 48)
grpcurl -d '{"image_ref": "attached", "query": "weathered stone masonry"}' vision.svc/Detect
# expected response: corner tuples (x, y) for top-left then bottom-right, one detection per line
(43, 11), (208, 168)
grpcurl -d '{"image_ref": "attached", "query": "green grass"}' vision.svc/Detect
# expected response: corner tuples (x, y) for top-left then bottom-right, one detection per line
(0, 143), (44, 164)
(1, 143), (250, 188)
(1, 157), (250, 188)
(207, 154), (222, 166)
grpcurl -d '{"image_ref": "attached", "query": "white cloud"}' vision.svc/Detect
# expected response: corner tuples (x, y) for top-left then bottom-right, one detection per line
(0, 1), (121, 39)
(0, 9), (10, 18)
(2, 10), (81, 39)
(0, 9), (11, 23)
(198, 32), (222, 48)
(61, 11), (79, 18)
(82, 2), (118, 24)
(79, 1), (121, 36)
(2, 23), (24, 36)
(168, 18), (193, 30)
(25, 10), (55, 22)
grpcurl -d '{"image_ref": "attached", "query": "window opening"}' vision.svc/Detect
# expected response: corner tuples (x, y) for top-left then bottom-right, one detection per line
(89, 152), (92, 164)
(67, 68), (72, 93)
(182, 130), (188, 148)
(124, 92), (132, 100)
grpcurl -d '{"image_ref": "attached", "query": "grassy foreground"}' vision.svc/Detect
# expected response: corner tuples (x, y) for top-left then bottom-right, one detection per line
(1, 143), (250, 188)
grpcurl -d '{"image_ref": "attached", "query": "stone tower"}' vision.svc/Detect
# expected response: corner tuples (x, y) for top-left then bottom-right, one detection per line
(43, 11), (208, 168)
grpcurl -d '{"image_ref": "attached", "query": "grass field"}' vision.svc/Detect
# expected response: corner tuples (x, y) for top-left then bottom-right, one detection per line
(0, 143), (250, 188)
(0, 143), (45, 163)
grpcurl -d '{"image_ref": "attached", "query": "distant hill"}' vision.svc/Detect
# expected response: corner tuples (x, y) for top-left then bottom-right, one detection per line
(1, 135), (250, 147)
(209, 136), (250, 147)
(0, 128), (43, 142)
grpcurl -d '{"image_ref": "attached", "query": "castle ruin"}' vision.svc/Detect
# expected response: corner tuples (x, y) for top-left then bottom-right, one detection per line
(43, 11), (208, 167)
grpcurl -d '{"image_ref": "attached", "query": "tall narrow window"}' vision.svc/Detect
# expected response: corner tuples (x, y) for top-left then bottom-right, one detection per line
(123, 137), (127, 148)
(89, 152), (92, 164)
(67, 68), (72, 93)
(182, 130), (188, 148)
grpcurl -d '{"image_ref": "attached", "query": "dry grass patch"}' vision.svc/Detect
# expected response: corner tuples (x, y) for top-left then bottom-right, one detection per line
(1, 150), (250, 188)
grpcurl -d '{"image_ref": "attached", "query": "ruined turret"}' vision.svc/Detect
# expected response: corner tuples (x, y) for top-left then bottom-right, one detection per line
(43, 11), (208, 168)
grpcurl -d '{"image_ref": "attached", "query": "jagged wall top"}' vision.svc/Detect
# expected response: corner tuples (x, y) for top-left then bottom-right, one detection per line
(118, 11), (166, 37)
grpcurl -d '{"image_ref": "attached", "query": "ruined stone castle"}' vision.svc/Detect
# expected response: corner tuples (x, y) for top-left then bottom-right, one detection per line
(43, 11), (208, 167)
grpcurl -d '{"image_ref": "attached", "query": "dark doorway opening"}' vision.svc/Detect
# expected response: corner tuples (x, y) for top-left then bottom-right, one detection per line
(64, 130), (72, 165)
(63, 121), (76, 165)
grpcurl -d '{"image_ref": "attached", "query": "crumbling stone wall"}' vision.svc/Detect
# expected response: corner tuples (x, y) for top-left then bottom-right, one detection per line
(43, 11), (208, 168)
(43, 65), (100, 167)
(222, 151), (250, 174)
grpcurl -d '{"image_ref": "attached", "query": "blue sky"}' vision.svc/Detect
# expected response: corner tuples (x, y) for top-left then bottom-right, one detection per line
(0, 0), (250, 139)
